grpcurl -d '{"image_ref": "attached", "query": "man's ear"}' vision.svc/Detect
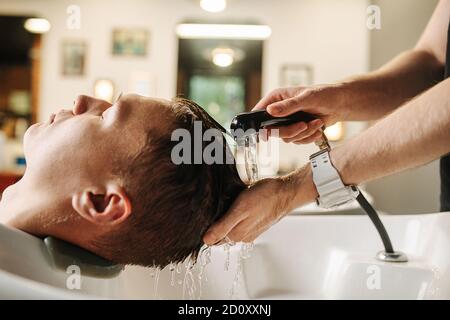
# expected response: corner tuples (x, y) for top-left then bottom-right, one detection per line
(72, 184), (132, 226)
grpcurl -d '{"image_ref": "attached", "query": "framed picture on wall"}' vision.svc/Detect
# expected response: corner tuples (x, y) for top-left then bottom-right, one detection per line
(280, 64), (313, 87)
(112, 29), (148, 57)
(61, 40), (87, 76)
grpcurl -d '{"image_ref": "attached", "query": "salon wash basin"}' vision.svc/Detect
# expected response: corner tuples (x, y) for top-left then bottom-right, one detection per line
(0, 212), (449, 299)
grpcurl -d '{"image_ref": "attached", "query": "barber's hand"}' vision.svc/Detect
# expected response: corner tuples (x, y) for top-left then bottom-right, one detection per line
(203, 167), (317, 245)
(254, 84), (348, 144)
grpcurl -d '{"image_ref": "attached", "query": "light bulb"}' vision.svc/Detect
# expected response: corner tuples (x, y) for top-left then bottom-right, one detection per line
(24, 18), (51, 34)
(324, 122), (344, 141)
(200, 0), (226, 13)
(94, 79), (115, 103)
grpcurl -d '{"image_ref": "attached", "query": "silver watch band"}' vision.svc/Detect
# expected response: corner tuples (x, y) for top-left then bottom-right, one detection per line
(310, 149), (359, 209)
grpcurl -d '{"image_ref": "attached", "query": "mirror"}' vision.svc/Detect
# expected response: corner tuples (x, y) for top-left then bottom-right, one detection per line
(177, 34), (263, 127)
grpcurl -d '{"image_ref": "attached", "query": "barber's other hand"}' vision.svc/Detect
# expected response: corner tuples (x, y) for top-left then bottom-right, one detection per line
(254, 85), (348, 144)
(203, 167), (317, 245)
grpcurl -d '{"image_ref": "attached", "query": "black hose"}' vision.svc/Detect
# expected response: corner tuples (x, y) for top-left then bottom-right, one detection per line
(355, 189), (394, 254)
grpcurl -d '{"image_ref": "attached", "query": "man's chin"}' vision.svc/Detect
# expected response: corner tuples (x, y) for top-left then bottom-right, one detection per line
(22, 124), (40, 159)
(25, 122), (42, 134)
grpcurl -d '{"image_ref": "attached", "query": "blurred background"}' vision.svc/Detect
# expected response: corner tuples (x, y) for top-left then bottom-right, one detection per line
(0, 0), (440, 213)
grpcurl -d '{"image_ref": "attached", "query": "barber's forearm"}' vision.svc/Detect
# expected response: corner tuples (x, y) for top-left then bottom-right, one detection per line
(333, 77), (450, 185)
(338, 50), (444, 121)
(285, 78), (450, 209)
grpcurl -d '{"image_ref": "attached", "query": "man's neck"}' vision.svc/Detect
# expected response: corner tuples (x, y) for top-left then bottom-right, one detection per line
(0, 175), (100, 250)
(0, 176), (47, 235)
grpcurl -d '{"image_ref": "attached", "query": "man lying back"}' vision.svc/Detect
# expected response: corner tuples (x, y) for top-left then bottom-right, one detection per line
(0, 94), (245, 267)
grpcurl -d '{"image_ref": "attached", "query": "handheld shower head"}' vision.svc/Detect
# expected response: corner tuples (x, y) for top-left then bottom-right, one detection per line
(230, 110), (317, 141)
(230, 109), (319, 183)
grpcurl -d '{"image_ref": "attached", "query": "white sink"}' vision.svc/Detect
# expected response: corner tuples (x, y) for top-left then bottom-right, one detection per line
(0, 212), (449, 299)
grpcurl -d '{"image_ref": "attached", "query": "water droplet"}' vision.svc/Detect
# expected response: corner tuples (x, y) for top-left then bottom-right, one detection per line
(224, 243), (232, 271)
(197, 246), (212, 299)
(182, 259), (197, 300)
(169, 263), (176, 287)
(153, 268), (161, 299)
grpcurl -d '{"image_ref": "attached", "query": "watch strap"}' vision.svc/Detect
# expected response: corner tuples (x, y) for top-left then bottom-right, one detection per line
(310, 149), (359, 208)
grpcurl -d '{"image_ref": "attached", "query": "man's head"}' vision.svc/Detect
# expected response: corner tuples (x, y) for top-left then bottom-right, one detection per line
(4, 94), (245, 267)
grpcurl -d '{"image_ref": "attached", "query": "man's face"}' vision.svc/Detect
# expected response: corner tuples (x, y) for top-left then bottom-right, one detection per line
(24, 94), (172, 192)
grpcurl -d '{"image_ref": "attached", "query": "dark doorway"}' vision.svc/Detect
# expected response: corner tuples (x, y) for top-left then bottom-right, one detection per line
(177, 38), (263, 126)
(0, 15), (42, 191)
(0, 15), (41, 136)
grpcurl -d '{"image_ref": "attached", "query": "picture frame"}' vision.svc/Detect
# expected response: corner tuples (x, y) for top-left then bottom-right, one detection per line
(280, 64), (313, 87)
(112, 29), (148, 57)
(61, 40), (86, 76)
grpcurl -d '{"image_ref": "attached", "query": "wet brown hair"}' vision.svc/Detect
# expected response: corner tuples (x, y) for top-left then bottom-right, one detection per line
(93, 98), (246, 268)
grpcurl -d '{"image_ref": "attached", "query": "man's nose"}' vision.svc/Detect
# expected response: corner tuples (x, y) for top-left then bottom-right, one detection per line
(72, 95), (112, 115)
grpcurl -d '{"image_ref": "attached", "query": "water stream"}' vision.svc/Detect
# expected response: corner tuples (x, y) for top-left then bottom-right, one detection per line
(243, 133), (259, 184)
(151, 133), (260, 299)
(229, 242), (255, 299)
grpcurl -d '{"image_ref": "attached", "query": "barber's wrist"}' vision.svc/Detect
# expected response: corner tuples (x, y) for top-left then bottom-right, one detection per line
(280, 145), (355, 211)
(279, 165), (318, 211)
(275, 142), (357, 212)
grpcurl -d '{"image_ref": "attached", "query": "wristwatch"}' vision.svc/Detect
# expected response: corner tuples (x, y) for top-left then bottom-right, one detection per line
(309, 148), (359, 209)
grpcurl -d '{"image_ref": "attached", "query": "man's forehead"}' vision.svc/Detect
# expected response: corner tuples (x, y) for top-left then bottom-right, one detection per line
(119, 94), (175, 132)
(118, 94), (172, 119)
(119, 94), (171, 109)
